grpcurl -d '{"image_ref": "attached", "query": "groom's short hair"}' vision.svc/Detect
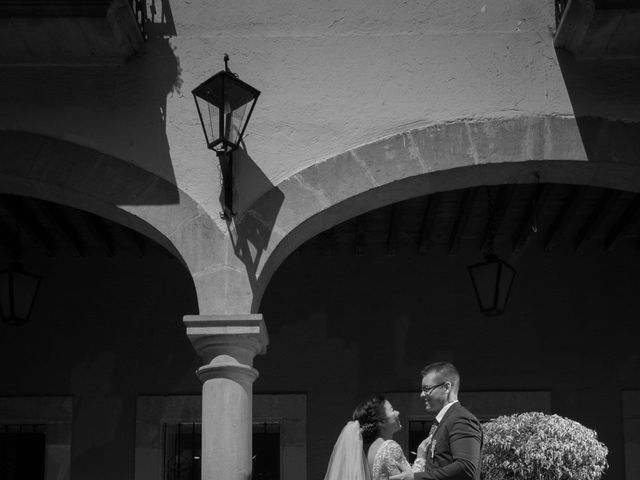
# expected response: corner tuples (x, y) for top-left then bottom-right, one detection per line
(421, 361), (460, 394)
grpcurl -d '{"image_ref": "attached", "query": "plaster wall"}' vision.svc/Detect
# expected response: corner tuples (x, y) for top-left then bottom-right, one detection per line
(0, 0), (573, 218)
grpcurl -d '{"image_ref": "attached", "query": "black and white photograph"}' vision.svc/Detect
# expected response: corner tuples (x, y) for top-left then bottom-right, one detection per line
(0, 1), (638, 479)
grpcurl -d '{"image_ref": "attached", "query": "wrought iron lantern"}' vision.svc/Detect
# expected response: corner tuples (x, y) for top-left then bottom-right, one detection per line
(467, 253), (516, 317)
(467, 186), (516, 316)
(192, 54), (261, 218)
(0, 262), (42, 325)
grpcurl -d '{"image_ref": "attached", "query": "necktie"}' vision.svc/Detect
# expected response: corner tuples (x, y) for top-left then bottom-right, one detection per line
(428, 420), (439, 437)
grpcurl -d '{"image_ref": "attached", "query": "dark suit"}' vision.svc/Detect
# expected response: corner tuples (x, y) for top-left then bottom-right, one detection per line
(414, 402), (483, 480)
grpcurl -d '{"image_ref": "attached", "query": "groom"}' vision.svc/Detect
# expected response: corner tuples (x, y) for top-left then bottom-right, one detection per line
(391, 362), (483, 480)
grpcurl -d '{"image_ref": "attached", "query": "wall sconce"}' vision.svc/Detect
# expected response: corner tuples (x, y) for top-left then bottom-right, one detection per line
(0, 262), (42, 325)
(192, 54), (261, 219)
(467, 253), (516, 316)
(467, 187), (516, 316)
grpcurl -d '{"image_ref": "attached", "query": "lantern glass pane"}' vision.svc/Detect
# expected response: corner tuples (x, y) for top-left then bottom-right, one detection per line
(195, 95), (220, 148)
(225, 101), (249, 146)
(193, 71), (259, 151)
(11, 271), (40, 320)
(496, 262), (515, 311)
(470, 260), (500, 311)
(0, 271), (10, 320)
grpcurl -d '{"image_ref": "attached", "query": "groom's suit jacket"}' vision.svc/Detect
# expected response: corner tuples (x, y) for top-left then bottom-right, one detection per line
(413, 402), (483, 480)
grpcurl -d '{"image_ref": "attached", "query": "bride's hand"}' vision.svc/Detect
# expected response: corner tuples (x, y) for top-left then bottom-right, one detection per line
(416, 437), (430, 460)
(389, 471), (414, 480)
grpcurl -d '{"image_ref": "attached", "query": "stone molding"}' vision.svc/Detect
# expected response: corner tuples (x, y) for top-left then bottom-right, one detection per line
(196, 363), (259, 385)
(184, 314), (269, 368)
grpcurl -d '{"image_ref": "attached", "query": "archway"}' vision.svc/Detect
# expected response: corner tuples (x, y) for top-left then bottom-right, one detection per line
(237, 115), (640, 313)
(0, 130), (232, 314)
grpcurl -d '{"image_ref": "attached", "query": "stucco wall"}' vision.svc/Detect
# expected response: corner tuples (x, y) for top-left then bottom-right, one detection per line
(0, 0), (567, 219)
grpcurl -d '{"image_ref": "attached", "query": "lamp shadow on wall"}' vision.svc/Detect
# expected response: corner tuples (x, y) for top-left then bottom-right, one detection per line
(228, 147), (285, 298)
(556, 48), (640, 169)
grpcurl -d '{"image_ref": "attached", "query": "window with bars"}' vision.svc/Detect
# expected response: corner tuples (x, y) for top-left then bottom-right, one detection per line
(163, 421), (281, 480)
(0, 424), (46, 480)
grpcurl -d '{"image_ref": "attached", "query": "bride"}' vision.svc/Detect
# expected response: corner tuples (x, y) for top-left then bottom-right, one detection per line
(324, 394), (416, 480)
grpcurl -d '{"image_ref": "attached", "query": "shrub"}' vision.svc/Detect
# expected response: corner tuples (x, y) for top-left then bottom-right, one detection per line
(481, 412), (608, 480)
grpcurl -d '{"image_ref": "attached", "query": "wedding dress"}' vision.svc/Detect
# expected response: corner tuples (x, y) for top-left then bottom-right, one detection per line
(323, 422), (412, 480)
(370, 439), (412, 480)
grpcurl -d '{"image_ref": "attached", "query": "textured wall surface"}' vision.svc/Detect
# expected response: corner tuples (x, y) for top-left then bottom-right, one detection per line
(0, 0), (566, 217)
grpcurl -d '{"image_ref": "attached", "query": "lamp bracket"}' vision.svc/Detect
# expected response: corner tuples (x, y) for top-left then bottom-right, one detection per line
(216, 149), (235, 220)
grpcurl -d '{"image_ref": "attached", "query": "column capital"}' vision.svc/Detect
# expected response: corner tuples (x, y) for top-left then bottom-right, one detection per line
(183, 314), (269, 368)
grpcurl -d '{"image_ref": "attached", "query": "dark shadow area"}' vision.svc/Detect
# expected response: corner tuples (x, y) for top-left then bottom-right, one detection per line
(228, 147), (285, 303)
(556, 48), (640, 165)
(146, 0), (177, 37)
(0, 239), (200, 480)
(0, 0), (181, 193)
(259, 215), (640, 480)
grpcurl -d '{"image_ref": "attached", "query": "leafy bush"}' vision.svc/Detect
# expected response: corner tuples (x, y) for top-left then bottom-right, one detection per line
(481, 412), (608, 480)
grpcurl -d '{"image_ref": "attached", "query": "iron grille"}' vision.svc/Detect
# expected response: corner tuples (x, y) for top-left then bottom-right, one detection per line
(163, 421), (281, 480)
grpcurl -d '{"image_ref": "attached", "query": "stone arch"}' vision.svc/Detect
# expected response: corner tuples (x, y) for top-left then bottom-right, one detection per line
(0, 130), (229, 314)
(230, 115), (640, 313)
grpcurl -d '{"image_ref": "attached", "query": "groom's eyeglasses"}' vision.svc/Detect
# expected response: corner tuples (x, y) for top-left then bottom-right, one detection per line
(421, 382), (446, 395)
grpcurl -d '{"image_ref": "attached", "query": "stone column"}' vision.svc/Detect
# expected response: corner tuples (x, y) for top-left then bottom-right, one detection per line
(184, 314), (268, 480)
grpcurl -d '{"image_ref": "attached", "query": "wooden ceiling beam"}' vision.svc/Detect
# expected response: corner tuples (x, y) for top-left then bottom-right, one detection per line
(40, 202), (85, 257)
(574, 189), (619, 253)
(417, 194), (440, 256)
(0, 216), (20, 257)
(544, 185), (582, 253)
(481, 185), (514, 253)
(82, 212), (115, 256)
(604, 195), (640, 252)
(321, 227), (334, 257)
(354, 214), (366, 256)
(386, 204), (402, 256)
(448, 188), (477, 254)
(2, 196), (55, 256)
(124, 227), (146, 258)
(512, 184), (552, 256)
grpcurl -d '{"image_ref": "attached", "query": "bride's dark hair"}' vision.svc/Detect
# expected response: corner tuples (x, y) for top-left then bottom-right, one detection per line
(352, 394), (386, 443)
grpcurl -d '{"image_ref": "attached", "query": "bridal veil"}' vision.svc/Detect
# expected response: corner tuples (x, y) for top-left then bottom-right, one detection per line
(323, 420), (372, 480)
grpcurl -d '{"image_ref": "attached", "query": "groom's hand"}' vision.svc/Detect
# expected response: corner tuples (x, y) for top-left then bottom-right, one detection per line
(390, 471), (414, 480)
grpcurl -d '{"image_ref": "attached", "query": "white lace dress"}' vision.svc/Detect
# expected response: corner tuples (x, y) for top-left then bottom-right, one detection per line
(370, 440), (412, 480)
